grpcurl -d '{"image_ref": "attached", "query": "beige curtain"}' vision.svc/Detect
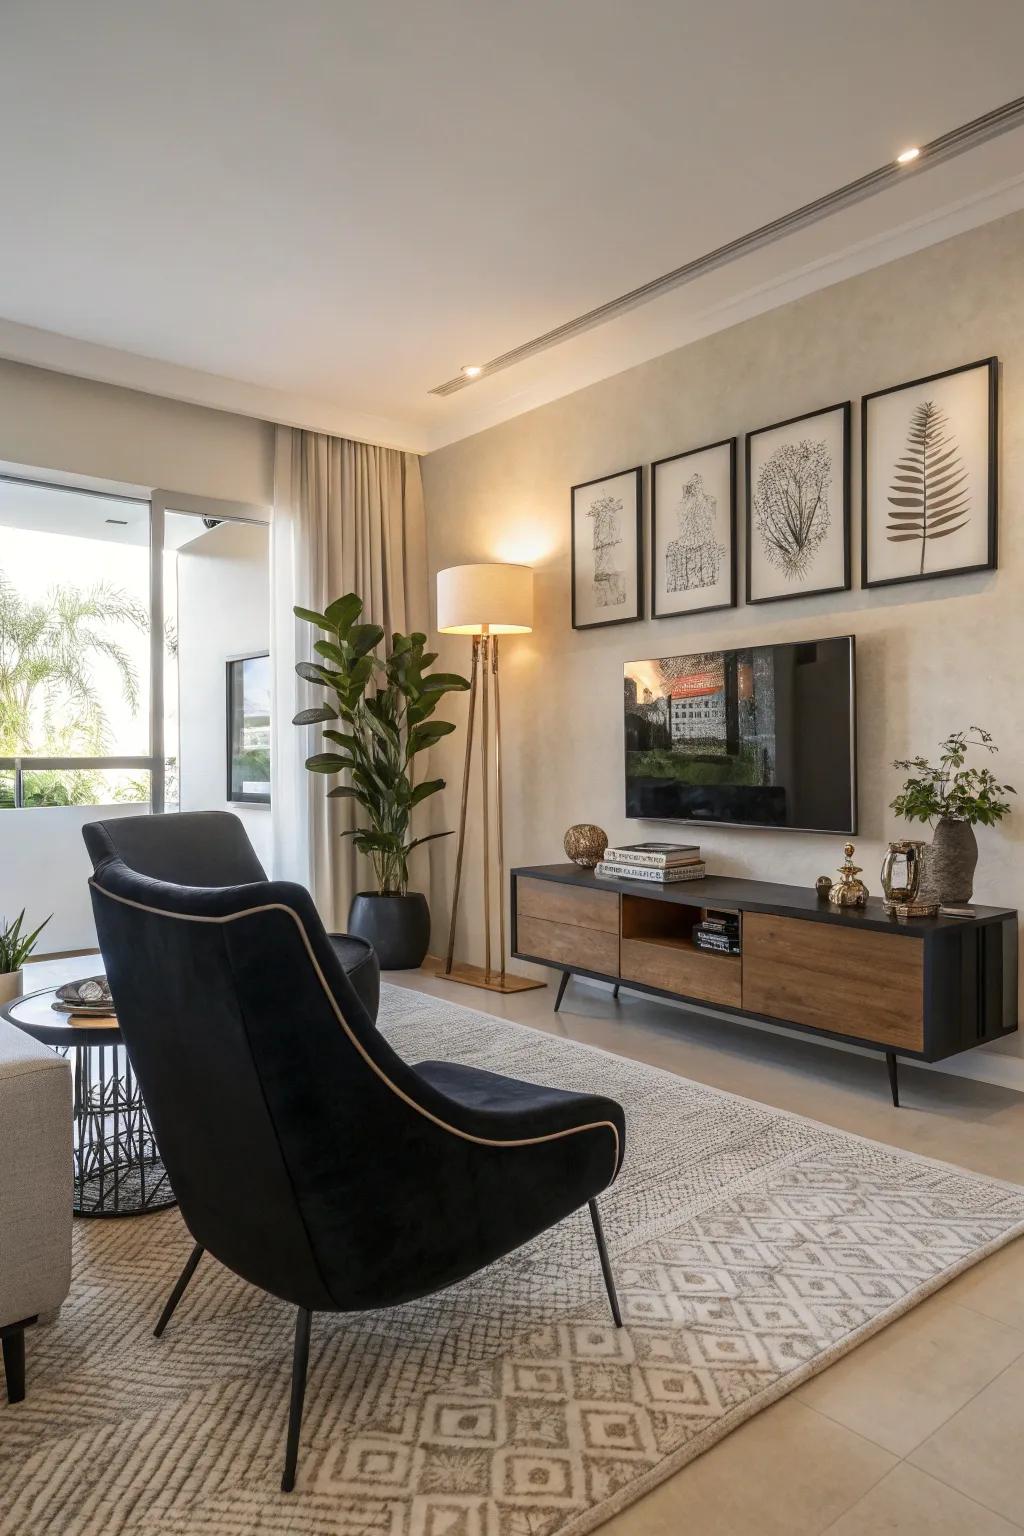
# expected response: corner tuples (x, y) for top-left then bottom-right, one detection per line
(270, 427), (428, 928)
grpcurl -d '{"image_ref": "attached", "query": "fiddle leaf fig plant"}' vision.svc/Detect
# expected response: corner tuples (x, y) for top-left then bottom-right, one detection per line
(891, 726), (1015, 828)
(293, 594), (469, 894)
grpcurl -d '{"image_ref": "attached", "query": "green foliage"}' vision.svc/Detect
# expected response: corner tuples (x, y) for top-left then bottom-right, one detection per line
(0, 908), (51, 973)
(0, 569), (147, 756)
(891, 726), (1015, 828)
(293, 595), (469, 894)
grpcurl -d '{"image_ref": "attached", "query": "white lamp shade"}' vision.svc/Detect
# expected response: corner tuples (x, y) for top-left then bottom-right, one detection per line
(436, 563), (533, 635)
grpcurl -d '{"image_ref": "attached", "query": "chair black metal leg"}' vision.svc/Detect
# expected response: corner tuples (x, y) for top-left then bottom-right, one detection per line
(281, 1307), (312, 1493)
(554, 971), (570, 1011)
(154, 1243), (205, 1338)
(588, 1199), (622, 1328)
(612, 984), (620, 999)
(885, 1051), (900, 1108)
(1, 1322), (28, 1405)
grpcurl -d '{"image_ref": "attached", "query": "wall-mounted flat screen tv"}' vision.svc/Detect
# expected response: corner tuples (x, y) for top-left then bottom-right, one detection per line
(624, 636), (856, 832)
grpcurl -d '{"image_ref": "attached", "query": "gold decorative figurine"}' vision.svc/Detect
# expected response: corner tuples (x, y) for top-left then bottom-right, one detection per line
(829, 842), (869, 907)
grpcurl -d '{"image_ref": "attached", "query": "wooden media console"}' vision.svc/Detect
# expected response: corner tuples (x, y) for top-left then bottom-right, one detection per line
(510, 864), (1018, 1104)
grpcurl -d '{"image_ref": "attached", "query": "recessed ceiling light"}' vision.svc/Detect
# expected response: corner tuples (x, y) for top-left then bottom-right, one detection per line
(896, 146), (920, 164)
(461, 364), (483, 378)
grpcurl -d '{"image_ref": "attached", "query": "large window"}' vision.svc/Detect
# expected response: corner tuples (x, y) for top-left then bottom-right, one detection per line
(0, 478), (152, 807)
(0, 476), (268, 813)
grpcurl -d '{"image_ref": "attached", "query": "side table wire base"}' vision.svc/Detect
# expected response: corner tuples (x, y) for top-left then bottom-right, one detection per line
(66, 1042), (175, 1217)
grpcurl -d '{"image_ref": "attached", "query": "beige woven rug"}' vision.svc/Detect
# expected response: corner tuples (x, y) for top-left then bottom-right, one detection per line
(3, 984), (1024, 1536)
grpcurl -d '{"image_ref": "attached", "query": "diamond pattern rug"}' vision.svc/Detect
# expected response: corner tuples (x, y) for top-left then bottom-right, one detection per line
(3, 984), (1023, 1536)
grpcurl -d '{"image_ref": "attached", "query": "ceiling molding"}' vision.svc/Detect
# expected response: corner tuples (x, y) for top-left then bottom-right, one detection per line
(0, 172), (1022, 462)
(0, 319), (430, 455)
(421, 170), (1024, 452)
(428, 95), (1024, 398)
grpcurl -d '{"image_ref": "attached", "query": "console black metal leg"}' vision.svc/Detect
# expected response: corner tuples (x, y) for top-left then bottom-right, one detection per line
(885, 1051), (900, 1108)
(554, 971), (570, 1011)
(612, 984), (620, 999)
(588, 1199), (622, 1328)
(281, 1307), (312, 1493)
(154, 1243), (205, 1338)
(1, 1321), (29, 1405)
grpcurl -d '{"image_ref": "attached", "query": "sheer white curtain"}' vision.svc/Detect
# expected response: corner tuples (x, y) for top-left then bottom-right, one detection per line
(270, 426), (428, 927)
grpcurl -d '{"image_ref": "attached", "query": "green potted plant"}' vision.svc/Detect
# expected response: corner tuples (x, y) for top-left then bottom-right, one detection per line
(293, 593), (469, 968)
(890, 726), (1014, 902)
(0, 909), (51, 1006)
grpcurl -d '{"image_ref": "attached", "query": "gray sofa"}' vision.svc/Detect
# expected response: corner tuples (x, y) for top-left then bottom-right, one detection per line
(0, 1015), (72, 1403)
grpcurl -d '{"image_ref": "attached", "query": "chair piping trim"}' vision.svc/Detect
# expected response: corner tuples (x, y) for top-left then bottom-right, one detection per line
(89, 883), (621, 1180)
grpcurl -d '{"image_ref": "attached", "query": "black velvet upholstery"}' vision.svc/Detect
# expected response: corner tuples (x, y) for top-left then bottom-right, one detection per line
(87, 857), (626, 1315)
(82, 811), (379, 1021)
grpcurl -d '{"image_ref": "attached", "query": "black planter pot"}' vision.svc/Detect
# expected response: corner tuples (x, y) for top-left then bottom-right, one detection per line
(348, 891), (431, 971)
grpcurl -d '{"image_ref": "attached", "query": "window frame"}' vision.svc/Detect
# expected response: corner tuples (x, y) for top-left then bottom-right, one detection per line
(0, 476), (269, 814)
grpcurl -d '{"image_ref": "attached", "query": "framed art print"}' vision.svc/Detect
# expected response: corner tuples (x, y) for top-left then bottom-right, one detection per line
(746, 401), (851, 604)
(571, 465), (643, 629)
(862, 357), (997, 589)
(651, 437), (736, 619)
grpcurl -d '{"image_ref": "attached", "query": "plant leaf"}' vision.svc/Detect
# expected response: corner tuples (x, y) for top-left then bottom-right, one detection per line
(291, 705), (338, 725)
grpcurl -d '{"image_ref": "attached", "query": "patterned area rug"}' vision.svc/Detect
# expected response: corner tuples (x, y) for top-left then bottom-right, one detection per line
(3, 985), (1024, 1536)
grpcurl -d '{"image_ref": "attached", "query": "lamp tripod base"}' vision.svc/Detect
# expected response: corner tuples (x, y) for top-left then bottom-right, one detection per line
(423, 955), (546, 995)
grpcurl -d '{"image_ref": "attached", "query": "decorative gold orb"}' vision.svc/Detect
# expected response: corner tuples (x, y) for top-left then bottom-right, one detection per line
(563, 824), (608, 868)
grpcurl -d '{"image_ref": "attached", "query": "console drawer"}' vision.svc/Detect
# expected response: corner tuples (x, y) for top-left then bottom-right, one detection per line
(516, 915), (619, 976)
(621, 937), (742, 1009)
(516, 877), (619, 934)
(742, 912), (924, 1050)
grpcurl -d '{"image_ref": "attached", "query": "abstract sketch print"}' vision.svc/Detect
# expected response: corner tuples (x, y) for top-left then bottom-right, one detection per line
(666, 472), (725, 592)
(755, 438), (832, 581)
(588, 493), (626, 607)
(887, 400), (969, 575)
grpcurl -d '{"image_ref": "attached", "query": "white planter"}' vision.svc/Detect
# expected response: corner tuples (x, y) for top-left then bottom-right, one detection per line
(0, 969), (24, 1006)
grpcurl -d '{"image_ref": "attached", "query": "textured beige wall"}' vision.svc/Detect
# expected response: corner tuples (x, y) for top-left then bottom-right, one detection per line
(421, 209), (1024, 1090)
(0, 357), (275, 504)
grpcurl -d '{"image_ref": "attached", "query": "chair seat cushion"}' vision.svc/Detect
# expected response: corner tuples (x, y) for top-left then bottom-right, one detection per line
(327, 933), (380, 1022)
(413, 1058), (625, 1174)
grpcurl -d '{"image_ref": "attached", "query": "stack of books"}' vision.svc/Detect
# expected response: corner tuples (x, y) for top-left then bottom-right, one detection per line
(693, 910), (741, 955)
(595, 842), (705, 884)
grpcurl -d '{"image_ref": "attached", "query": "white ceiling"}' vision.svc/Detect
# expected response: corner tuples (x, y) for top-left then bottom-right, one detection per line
(2, 0), (1024, 454)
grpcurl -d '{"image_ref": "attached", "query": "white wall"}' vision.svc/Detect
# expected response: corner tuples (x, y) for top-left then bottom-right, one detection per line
(176, 521), (272, 870)
(422, 208), (1024, 1093)
(0, 356), (274, 503)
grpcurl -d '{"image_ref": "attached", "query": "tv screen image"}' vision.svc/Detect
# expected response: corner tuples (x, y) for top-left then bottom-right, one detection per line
(624, 636), (855, 832)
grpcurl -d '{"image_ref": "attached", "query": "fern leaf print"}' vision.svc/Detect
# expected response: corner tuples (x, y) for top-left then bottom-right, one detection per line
(887, 400), (970, 574)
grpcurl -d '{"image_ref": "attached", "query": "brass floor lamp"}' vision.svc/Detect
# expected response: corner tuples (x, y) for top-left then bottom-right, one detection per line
(429, 563), (544, 994)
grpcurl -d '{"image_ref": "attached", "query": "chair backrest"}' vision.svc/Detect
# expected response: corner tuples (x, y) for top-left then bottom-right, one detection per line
(82, 811), (268, 887)
(87, 854), (458, 1311)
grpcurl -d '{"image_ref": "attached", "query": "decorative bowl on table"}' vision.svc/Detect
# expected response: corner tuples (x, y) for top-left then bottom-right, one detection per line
(51, 976), (116, 1016)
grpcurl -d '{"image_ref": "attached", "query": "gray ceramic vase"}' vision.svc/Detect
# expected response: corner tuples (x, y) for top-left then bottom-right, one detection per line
(922, 817), (979, 904)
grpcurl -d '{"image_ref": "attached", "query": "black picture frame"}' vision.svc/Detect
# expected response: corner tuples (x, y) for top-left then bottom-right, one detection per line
(651, 437), (737, 620)
(570, 465), (643, 630)
(226, 652), (271, 805)
(861, 357), (998, 591)
(745, 401), (851, 606)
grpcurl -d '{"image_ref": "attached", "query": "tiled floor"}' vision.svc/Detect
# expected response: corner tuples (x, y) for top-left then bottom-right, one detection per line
(22, 954), (1024, 1533)
(385, 965), (1024, 1535)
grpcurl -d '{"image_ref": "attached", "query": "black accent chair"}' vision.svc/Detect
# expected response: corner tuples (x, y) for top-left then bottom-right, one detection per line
(82, 811), (380, 1021)
(87, 854), (626, 1491)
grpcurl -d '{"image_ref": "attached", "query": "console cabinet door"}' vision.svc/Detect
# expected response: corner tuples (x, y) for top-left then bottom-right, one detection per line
(742, 913), (925, 1051)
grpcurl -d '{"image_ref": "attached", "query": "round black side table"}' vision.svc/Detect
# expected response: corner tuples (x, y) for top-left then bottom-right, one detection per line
(1, 986), (176, 1218)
